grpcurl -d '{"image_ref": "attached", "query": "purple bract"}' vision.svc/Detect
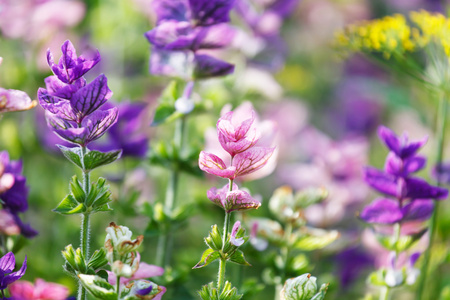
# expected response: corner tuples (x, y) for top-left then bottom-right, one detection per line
(38, 40), (118, 147)
(0, 252), (27, 291)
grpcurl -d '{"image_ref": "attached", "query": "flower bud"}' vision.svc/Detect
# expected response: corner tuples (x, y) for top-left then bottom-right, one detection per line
(280, 274), (318, 300)
(105, 222), (143, 257)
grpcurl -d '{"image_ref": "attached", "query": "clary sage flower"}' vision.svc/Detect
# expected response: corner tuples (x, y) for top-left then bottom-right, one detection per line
(199, 109), (275, 181)
(38, 40), (118, 147)
(360, 126), (447, 224)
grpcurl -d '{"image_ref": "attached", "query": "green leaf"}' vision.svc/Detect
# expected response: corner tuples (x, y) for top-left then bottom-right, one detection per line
(293, 229), (339, 251)
(210, 225), (223, 250)
(83, 149), (122, 171)
(229, 250), (251, 266)
(193, 249), (220, 269)
(89, 178), (112, 208)
(295, 187), (328, 209)
(57, 145), (83, 169)
(78, 274), (117, 300)
(92, 204), (113, 213)
(367, 269), (387, 287)
(53, 195), (86, 215)
(69, 176), (85, 203)
(88, 248), (108, 270)
(377, 229), (427, 252)
(151, 103), (176, 126)
(311, 283), (329, 300)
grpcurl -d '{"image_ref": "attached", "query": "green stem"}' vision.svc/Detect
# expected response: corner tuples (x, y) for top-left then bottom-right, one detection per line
(217, 211), (231, 292)
(116, 276), (121, 299)
(417, 92), (448, 300)
(155, 83), (190, 267)
(274, 222), (293, 300)
(78, 146), (91, 300)
(379, 286), (390, 300)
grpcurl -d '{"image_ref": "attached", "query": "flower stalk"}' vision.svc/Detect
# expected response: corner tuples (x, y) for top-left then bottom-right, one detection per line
(417, 91), (448, 300)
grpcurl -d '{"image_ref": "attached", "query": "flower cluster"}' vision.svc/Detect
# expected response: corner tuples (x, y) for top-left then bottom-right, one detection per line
(0, 252), (27, 294)
(360, 126), (448, 225)
(410, 10), (450, 55)
(145, 0), (235, 79)
(199, 109), (275, 212)
(334, 14), (414, 59)
(0, 151), (37, 238)
(38, 40), (118, 147)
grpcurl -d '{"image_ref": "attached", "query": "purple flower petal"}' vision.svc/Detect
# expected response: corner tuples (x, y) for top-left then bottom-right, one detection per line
(188, 0), (235, 26)
(360, 198), (403, 224)
(2, 256), (26, 288)
(0, 252), (15, 274)
(401, 199), (433, 222)
(363, 167), (399, 198)
(409, 252), (421, 267)
(377, 126), (427, 159)
(404, 177), (448, 200)
(81, 107), (119, 146)
(199, 151), (236, 179)
(70, 74), (112, 120)
(48, 40), (100, 84)
(385, 152), (426, 176)
(1, 176), (28, 214)
(230, 221), (245, 246)
(193, 54), (234, 79)
(152, 0), (189, 24)
(233, 147), (275, 178)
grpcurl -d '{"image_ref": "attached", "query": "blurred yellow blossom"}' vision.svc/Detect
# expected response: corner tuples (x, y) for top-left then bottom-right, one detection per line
(334, 14), (414, 59)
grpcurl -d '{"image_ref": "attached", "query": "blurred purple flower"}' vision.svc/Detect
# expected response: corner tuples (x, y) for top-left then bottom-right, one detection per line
(145, 0), (235, 79)
(234, 0), (300, 70)
(38, 40), (118, 148)
(0, 252), (27, 292)
(360, 126), (447, 225)
(89, 102), (150, 158)
(360, 198), (434, 224)
(0, 152), (37, 238)
(335, 247), (373, 289)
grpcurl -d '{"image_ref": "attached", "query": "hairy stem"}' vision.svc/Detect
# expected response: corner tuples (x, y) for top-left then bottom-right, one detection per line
(217, 211), (231, 292)
(417, 92), (447, 300)
(78, 146), (91, 300)
(116, 276), (121, 299)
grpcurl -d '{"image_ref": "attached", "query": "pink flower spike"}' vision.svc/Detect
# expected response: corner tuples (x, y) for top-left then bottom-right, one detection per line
(199, 151), (236, 179)
(9, 279), (69, 300)
(217, 110), (261, 156)
(233, 147), (276, 178)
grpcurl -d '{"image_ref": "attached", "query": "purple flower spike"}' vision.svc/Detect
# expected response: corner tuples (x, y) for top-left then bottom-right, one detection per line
(0, 252), (27, 291)
(47, 40), (100, 84)
(207, 183), (261, 212)
(199, 151), (236, 179)
(360, 198), (403, 224)
(377, 126), (428, 159)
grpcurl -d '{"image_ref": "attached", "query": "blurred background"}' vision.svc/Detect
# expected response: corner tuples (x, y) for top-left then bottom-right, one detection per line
(2, 0), (450, 299)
